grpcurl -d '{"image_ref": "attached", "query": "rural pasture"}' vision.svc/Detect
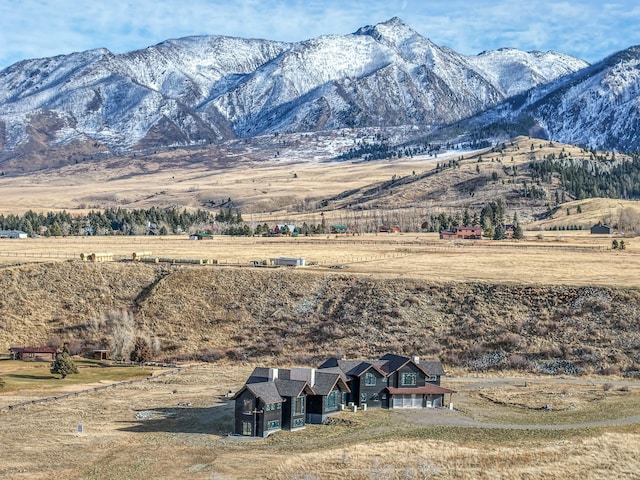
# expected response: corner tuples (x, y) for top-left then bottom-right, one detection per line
(0, 362), (639, 479)
(0, 232), (638, 287)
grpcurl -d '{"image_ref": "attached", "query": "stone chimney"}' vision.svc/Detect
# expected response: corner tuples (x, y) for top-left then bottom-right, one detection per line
(412, 355), (420, 365)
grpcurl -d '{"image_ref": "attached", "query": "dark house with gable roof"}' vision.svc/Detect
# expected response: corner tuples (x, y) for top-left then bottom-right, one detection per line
(232, 354), (452, 437)
(232, 374), (284, 437)
(319, 353), (454, 409)
(232, 366), (349, 437)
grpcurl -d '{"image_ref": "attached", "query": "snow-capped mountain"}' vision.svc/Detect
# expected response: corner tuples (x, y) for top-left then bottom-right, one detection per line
(0, 17), (589, 164)
(465, 46), (640, 151)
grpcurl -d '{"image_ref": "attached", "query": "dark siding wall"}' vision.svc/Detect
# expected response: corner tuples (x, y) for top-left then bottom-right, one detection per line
(259, 400), (282, 437)
(307, 395), (324, 415)
(290, 395), (306, 429)
(282, 397), (293, 430)
(281, 396), (306, 430)
(393, 363), (425, 388)
(357, 370), (386, 407)
(234, 390), (256, 436)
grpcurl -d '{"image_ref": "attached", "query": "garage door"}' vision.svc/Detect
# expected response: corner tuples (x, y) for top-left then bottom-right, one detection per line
(392, 394), (422, 408)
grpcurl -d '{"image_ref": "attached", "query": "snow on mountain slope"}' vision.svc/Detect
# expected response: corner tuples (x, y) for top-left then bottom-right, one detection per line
(458, 46), (640, 152)
(467, 48), (589, 97)
(530, 47), (640, 150)
(0, 17), (590, 163)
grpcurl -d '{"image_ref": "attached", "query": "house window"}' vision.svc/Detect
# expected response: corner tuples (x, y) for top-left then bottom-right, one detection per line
(276, 402), (281, 410)
(364, 372), (376, 386)
(293, 396), (305, 415)
(267, 420), (280, 430)
(293, 418), (305, 428)
(326, 390), (339, 411)
(371, 393), (379, 401)
(360, 393), (367, 403)
(426, 375), (438, 382)
(401, 372), (417, 386)
(265, 403), (272, 411)
(243, 399), (253, 414)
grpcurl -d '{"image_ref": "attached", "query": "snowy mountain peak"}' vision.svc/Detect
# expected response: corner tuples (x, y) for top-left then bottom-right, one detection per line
(0, 18), (611, 171)
(354, 17), (423, 45)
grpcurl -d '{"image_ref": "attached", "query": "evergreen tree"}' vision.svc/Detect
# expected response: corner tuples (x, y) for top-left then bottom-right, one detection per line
(493, 223), (507, 240)
(50, 350), (78, 379)
(482, 216), (494, 239)
(463, 208), (471, 227)
(513, 222), (524, 239)
(130, 337), (152, 363)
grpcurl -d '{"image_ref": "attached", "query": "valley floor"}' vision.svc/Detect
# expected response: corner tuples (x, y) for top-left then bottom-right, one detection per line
(0, 232), (637, 287)
(1, 363), (639, 479)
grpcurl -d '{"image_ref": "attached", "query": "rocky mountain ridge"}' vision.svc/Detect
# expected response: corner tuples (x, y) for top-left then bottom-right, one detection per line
(0, 17), (591, 170)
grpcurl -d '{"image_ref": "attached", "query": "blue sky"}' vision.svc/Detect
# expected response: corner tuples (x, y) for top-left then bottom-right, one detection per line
(1, 0), (639, 69)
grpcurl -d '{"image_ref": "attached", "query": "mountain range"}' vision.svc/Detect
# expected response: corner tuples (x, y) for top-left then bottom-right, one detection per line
(0, 17), (638, 172)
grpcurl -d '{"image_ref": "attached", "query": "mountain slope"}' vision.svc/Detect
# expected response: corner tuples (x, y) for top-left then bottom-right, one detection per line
(0, 17), (587, 169)
(464, 46), (640, 151)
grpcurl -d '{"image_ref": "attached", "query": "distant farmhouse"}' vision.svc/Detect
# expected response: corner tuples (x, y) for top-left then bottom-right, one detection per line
(189, 233), (213, 240)
(0, 230), (28, 239)
(439, 226), (482, 240)
(379, 225), (401, 233)
(9, 346), (57, 361)
(270, 257), (306, 267)
(590, 223), (614, 234)
(233, 354), (454, 437)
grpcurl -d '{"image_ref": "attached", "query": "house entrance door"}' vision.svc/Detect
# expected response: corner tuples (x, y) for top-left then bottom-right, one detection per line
(242, 421), (253, 436)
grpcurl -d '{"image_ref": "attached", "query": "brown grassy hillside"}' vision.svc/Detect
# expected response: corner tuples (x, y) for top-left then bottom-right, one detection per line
(1, 262), (639, 376)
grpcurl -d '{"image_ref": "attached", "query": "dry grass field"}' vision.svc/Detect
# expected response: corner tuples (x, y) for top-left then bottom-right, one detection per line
(1, 362), (639, 479)
(0, 232), (638, 287)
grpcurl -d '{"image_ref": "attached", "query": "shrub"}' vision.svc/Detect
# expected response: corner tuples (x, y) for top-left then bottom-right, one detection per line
(198, 348), (225, 362)
(505, 354), (530, 370)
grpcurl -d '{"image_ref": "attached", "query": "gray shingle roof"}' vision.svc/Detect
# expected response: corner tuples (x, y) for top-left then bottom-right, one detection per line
(275, 379), (314, 397)
(420, 360), (445, 376)
(245, 381), (283, 404)
(312, 371), (350, 395)
(321, 354), (446, 378)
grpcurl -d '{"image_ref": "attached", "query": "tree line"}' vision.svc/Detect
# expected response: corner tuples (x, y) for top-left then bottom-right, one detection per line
(530, 152), (640, 200)
(0, 207), (214, 236)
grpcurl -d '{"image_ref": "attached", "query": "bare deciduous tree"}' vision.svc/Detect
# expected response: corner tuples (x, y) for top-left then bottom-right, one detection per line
(106, 309), (135, 361)
(618, 207), (640, 234)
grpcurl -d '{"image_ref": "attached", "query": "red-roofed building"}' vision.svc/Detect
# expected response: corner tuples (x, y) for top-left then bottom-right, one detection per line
(440, 226), (482, 240)
(9, 346), (57, 361)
